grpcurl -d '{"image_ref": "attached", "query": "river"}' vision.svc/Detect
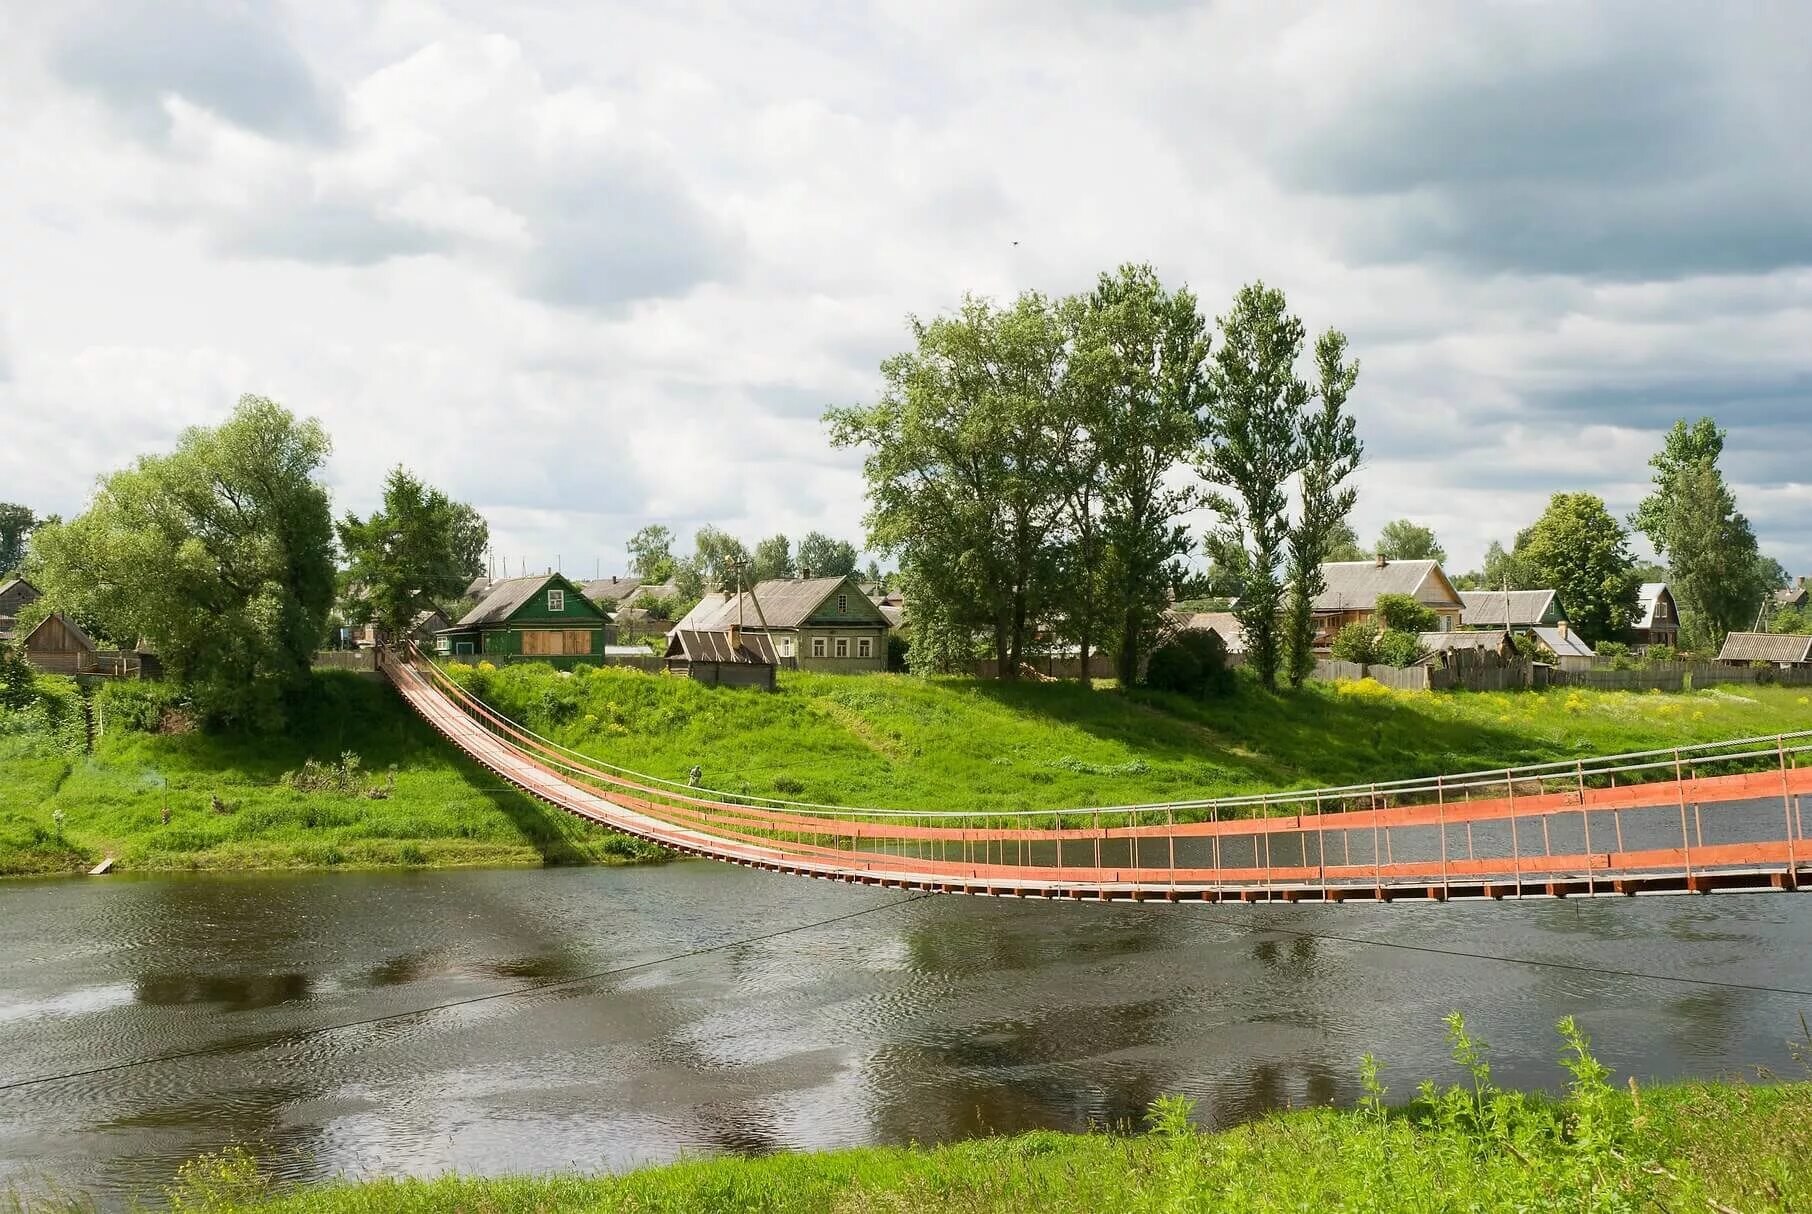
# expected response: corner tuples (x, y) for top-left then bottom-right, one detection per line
(2, 863), (1809, 1207)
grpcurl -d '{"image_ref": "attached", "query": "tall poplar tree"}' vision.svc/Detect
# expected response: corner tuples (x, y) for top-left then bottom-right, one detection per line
(1283, 330), (1363, 686)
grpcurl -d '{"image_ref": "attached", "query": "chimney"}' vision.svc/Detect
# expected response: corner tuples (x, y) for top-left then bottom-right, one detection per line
(800, 566), (812, 580)
(611, 575), (618, 584)
(1374, 552), (1387, 569)
(1557, 619), (1568, 639)
(727, 622), (742, 651)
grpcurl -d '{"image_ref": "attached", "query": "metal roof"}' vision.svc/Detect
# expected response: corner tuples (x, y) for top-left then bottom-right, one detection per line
(1531, 625), (1595, 658)
(665, 628), (779, 665)
(672, 575), (885, 632)
(1314, 560), (1459, 611)
(1717, 632), (1812, 664)
(1459, 589), (1559, 628)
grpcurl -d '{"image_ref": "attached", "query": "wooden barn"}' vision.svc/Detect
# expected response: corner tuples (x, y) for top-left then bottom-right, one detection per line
(664, 624), (778, 690)
(21, 612), (99, 674)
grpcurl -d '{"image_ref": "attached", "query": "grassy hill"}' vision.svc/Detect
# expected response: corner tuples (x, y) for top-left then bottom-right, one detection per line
(449, 661), (1812, 813)
(0, 671), (665, 877)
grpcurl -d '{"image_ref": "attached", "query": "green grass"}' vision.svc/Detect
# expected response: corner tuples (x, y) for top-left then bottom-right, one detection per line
(77, 1017), (1812, 1213)
(449, 661), (1812, 813)
(0, 672), (667, 877)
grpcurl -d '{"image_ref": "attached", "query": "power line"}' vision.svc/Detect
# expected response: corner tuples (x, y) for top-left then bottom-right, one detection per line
(1198, 909), (1812, 999)
(0, 893), (933, 1096)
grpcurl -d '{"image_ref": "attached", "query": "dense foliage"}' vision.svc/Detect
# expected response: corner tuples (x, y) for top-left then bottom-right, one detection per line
(26, 396), (335, 727)
(337, 467), (488, 639)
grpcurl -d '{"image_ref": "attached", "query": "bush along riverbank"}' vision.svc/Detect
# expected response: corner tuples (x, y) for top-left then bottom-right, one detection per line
(123, 1016), (1812, 1213)
(0, 670), (667, 877)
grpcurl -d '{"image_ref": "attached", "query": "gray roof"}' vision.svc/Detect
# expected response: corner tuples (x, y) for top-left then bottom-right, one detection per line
(1772, 585), (1809, 607)
(462, 576), (493, 599)
(1635, 583), (1673, 630)
(672, 575), (886, 632)
(453, 575), (578, 627)
(0, 577), (40, 600)
(25, 611), (97, 653)
(1459, 589), (1560, 628)
(1314, 560), (1458, 611)
(1172, 610), (1245, 653)
(581, 575), (644, 603)
(1717, 632), (1812, 664)
(665, 628), (778, 665)
(1418, 629), (1510, 654)
(879, 604), (903, 628)
(1531, 625), (1595, 659)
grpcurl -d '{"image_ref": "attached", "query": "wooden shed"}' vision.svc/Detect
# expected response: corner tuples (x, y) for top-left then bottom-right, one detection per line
(664, 626), (778, 690)
(22, 612), (99, 675)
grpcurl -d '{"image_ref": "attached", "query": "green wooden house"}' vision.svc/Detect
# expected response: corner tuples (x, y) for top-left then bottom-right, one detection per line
(434, 573), (613, 667)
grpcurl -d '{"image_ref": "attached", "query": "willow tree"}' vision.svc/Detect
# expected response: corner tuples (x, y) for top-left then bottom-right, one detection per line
(28, 395), (334, 727)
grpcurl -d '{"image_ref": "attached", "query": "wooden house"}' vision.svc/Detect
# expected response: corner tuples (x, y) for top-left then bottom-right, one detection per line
(1312, 558), (1464, 646)
(664, 624), (778, 690)
(1458, 589), (1566, 630)
(1631, 583), (1680, 648)
(670, 574), (889, 672)
(0, 577), (40, 623)
(435, 573), (613, 666)
(21, 612), (98, 674)
(1772, 579), (1809, 612)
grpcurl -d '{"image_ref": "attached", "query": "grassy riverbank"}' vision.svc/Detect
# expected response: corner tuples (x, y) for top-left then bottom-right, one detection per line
(450, 660), (1812, 812)
(0, 671), (665, 877)
(123, 1020), (1812, 1212)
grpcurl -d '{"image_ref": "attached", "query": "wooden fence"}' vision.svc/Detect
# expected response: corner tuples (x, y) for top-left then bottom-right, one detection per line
(971, 654), (1119, 680)
(1550, 662), (1812, 691)
(313, 649), (379, 671)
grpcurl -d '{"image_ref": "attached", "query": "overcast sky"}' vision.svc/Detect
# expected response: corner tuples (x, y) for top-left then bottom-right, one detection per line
(2, 1), (1808, 578)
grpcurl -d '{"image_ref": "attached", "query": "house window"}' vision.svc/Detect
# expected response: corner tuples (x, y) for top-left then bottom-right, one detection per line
(812, 637), (826, 658)
(436, 636), (450, 653)
(837, 594), (847, 614)
(835, 638), (849, 657)
(857, 637), (872, 658)
(779, 638), (794, 657)
(547, 589), (565, 612)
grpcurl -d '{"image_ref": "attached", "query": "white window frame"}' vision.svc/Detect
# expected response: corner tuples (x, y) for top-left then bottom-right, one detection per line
(779, 637), (794, 657)
(835, 637), (849, 658)
(812, 637), (826, 658)
(547, 588), (565, 612)
(857, 637), (872, 658)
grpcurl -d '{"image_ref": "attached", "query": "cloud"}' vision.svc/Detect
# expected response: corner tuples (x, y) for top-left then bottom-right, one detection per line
(52, 0), (338, 143)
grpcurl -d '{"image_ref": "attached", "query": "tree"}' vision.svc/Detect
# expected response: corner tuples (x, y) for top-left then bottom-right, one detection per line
(1453, 539), (1541, 591)
(828, 292), (1069, 679)
(1283, 329), (1363, 686)
(626, 524), (676, 581)
(1324, 519), (1368, 563)
(1329, 621), (1376, 664)
(751, 534), (795, 583)
(796, 531), (859, 578)
(27, 395), (334, 727)
(1515, 493), (1641, 644)
(688, 526), (751, 589)
(1375, 519), (1446, 564)
(1073, 266), (1211, 686)
(1202, 282), (1306, 690)
(1631, 418), (1768, 646)
(0, 503), (37, 574)
(1374, 592), (1437, 634)
(1046, 295), (1117, 688)
(337, 467), (488, 638)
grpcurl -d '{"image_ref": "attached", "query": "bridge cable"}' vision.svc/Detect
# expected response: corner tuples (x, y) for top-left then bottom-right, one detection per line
(1195, 909), (1812, 1000)
(0, 892), (934, 1096)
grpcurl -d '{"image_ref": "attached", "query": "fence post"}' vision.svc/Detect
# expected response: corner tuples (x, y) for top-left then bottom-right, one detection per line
(1436, 775), (1449, 899)
(1675, 749), (1694, 889)
(1507, 771), (1521, 896)
(1577, 760), (1594, 896)
(1782, 736), (1799, 889)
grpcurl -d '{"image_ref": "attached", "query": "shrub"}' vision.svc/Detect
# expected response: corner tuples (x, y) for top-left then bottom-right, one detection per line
(1329, 622), (1377, 665)
(0, 644), (35, 710)
(1595, 640), (1630, 658)
(1374, 629), (1428, 669)
(1374, 593), (1438, 634)
(886, 633), (910, 672)
(96, 680), (188, 733)
(1646, 643), (1679, 663)
(1145, 630), (1233, 697)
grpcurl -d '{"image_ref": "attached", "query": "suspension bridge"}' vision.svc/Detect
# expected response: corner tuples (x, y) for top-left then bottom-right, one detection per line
(381, 647), (1810, 903)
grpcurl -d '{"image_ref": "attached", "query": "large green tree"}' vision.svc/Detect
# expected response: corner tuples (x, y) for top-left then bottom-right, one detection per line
(1630, 418), (1768, 646)
(1202, 283), (1307, 689)
(0, 503), (37, 574)
(750, 533), (795, 583)
(1283, 329), (1363, 686)
(337, 467), (488, 639)
(1070, 266), (1210, 685)
(828, 292), (1069, 678)
(797, 531), (859, 578)
(1375, 518), (1446, 564)
(1514, 493), (1642, 644)
(27, 395), (334, 726)
(626, 524), (676, 581)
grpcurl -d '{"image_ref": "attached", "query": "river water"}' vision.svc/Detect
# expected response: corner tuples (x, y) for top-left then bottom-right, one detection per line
(2, 863), (1809, 1207)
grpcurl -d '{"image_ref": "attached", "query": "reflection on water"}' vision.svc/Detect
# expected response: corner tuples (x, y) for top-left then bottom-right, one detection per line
(0, 865), (1808, 1209)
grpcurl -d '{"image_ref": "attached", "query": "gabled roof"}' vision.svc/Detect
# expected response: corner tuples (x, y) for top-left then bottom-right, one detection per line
(410, 607), (449, 631)
(1314, 560), (1460, 612)
(1459, 589), (1560, 628)
(453, 574), (599, 627)
(1172, 610), (1245, 654)
(462, 575), (493, 599)
(1717, 632), (1812, 664)
(1772, 585), (1809, 608)
(1635, 583), (1674, 630)
(0, 577), (40, 601)
(1418, 629), (1511, 655)
(581, 575), (644, 603)
(879, 604), (903, 628)
(24, 611), (97, 653)
(1532, 626), (1595, 659)
(672, 575), (887, 632)
(665, 628), (778, 665)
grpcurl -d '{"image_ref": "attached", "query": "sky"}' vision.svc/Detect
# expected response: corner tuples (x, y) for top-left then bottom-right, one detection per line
(2, 1), (1809, 579)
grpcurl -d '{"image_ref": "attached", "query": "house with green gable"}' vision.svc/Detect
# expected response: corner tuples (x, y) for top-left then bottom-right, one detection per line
(669, 572), (890, 673)
(434, 573), (613, 667)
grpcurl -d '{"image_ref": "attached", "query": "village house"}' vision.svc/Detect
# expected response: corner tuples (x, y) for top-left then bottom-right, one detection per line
(1311, 557), (1464, 646)
(1716, 632), (1812, 669)
(1773, 578), (1810, 612)
(20, 612), (97, 674)
(581, 574), (644, 607)
(1168, 610), (1246, 656)
(664, 624), (779, 690)
(1631, 583), (1680, 649)
(670, 573), (889, 672)
(1457, 589), (1595, 668)
(0, 576), (40, 636)
(435, 573), (613, 666)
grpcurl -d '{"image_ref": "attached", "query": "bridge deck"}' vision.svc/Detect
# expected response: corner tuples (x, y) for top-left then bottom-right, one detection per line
(383, 651), (1811, 903)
